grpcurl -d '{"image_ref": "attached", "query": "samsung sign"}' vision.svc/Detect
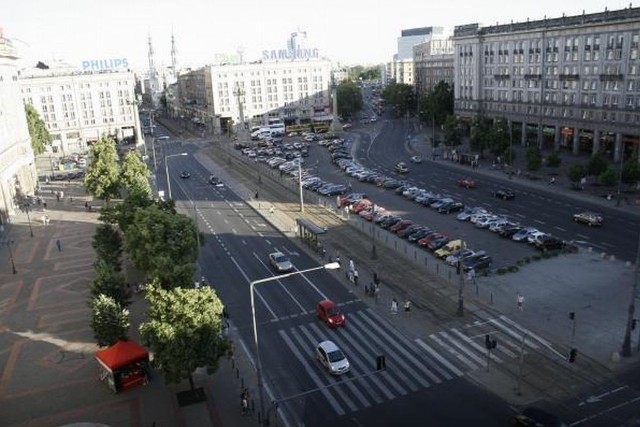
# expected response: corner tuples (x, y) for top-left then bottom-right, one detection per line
(81, 58), (129, 71)
(261, 48), (319, 61)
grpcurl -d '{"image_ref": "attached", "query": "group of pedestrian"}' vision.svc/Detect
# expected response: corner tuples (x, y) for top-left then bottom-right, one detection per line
(240, 388), (251, 415)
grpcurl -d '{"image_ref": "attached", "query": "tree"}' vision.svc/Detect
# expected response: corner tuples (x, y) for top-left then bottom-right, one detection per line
(442, 115), (462, 146)
(92, 224), (124, 271)
(587, 154), (608, 176)
(419, 81), (453, 127)
(546, 152), (562, 168)
(123, 204), (200, 289)
(120, 151), (152, 199)
(469, 116), (492, 154)
(25, 103), (52, 155)
(382, 83), (415, 117)
(600, 168), (617, 186)
(84, 135), (121, 203)
(622, 160), (640, 185)
(488, 118), (510, 158)
(140, 282), (229, 390)
(90, 258), (131, 307)
(568, 164), (587, 184)
(526, 147), (542, 171)
(90, 294), (130, 347)
(336, 81), (362, 119)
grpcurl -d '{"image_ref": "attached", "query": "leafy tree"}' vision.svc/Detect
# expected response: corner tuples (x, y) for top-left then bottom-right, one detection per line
(526, 147), (542, 171)
(599, 168), (617, 186)
(84, 135), (121, 204)
(442, 115), (462, 146)
(123, 204), (200, 289)
(568, 164), (587, 183)
(587, 154), (608, 176)
(99, 192), (158, 232)
(120, 151), (152, 199)
(90, 294), (130, 347)
(419, 81), (453, 127)
(92, 224), (124, 271)
(469, 116), (492, 154)
(336, 81), (362, 119)
(546, 152), (562, 168)
(622, 160), (640, 185)
(382, 83), (415, 117)
(488, 118), (510, 158)
(90, 258), (131, 307)
(25, 103), (52, 155)
(140, 282), (229, 390)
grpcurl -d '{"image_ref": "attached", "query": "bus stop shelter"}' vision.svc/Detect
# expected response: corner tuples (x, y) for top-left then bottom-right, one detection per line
(296, 218), (326, 253)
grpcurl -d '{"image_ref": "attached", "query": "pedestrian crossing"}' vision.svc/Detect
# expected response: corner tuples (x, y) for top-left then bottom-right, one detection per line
(278, 308), (543, 417)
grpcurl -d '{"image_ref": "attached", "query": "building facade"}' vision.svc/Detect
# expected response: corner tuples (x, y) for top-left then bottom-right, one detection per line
(0, 31), (37, 225)
(20, 65), (142, 155)
(453, 6), (640, 161)
(413, 38), (454, 95)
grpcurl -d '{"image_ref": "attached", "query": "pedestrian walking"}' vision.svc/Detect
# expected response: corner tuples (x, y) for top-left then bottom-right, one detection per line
(45, 215), (50, 226)
(373, 272), (380, 286)
(404, 300), (411, 312)
(320, 247), (326, 260)
(255, 190), (259, 199)
(353, 269), (359, 286)
(335, 255), (341, 268)
(56, 239), (62, 251)
(517, 293), (524, 311)
(374, 284), (380, 302)
(43, 201), (47, 210)
(391, 298), (398, 314)
(56, 192), (60, 202)
(269, 205), (274, 214)
(349, 259), (355, 272)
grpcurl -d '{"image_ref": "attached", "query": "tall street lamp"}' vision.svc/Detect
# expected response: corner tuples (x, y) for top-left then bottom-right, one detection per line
(2, 239), (17, 274)
(22, 204), (33, 238)
(250, 262), (340, 425)
(165, 152), (188, 200)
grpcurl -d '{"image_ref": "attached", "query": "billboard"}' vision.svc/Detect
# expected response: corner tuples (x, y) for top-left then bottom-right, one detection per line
(81, 58), (129, 71)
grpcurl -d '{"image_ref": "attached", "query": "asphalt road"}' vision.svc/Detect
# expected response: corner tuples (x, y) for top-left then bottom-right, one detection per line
(153, 133), (517, 426)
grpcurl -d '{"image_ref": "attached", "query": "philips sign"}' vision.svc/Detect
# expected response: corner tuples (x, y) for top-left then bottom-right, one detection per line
(81, 58), (129, 71)
(261, 48), (319, 61)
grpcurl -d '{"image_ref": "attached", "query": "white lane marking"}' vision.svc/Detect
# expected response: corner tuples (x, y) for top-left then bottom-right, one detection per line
(577, 385), (628, 406)
(487, 318), (539, 350)
(279, 330), (346, 416)
(415, 339), (463, 378)
(229, 256), (277, 320)
(533, 219), (545, 225)
(430, 332), (481, 370)
(252, 253), (307, 313)
(451, 328), (503, 363)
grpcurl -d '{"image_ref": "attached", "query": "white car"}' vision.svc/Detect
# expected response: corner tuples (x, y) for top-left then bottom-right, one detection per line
(475, 215), (501, 229)
(268, 252), (293, 272)
(527, 230), (549, 245)
(410, 156), (423, 164)
(316, 340), (350, 375)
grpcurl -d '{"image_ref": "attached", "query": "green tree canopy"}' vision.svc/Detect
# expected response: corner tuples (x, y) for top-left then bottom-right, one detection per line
(418, 81), (453, 127)
(442, 115), (462, 146)
(120, 151), (151, 200)
(90, 258), (131, 307)
(92, 223), (124, 271)
(469, 116), (492, 155)
(84, 135), (121, 203)
(123, 204), (200, 289)
(488, 118), (510, 158)
(622, 160), (640, 185)
(526, 147), (543, 171)
(382, 83), (415, 118)
(587, 154), (608, 176)
(25, 103), (52, 155)
(140, 282), (229, 389)
(336, 81), (362, 119)
(90, 294), (130, 347)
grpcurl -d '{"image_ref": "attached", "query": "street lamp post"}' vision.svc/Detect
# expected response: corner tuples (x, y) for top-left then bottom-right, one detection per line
(2, 239), (17, 274)
(371, 203), (377, 259)
(22, 204), (33, 237)
(298, 161), (304, 213)
(250, 262), (340, 425)
(457, 256), (465, 317)
(164, 152), (188, 200)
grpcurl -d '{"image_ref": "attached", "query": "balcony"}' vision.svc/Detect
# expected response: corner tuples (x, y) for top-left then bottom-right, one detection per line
(599, 74), (624, 82)
(559, 74), (580, 81)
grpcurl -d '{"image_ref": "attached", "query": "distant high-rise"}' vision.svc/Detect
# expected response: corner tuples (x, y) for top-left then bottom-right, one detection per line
(144, 34), (161, 107)
(397, 27), (442, 60)
(288, 30), (308, 51)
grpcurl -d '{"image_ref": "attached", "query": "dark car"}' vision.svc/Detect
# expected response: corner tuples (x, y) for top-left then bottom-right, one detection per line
(572, 211), (603, 226)
(513, 407), (568, 427)
(535, 235), (565, 251)
(427, 236), (450, 251)
(437, 201), (465, 214)
(463, 253), (492, 272)
(398, 224), (425, 239)
(180, 171), (191, 179)
(408, 228), (434, 243)
(390, 220), (413, 234)
(493, 188), (515, 200)
(499, 225), (522, 238)
(380, 216), (402, 229)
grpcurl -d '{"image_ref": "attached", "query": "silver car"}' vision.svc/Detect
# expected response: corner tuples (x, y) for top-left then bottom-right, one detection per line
(316, 340), (350, 375)
(268, 252), (293, 272)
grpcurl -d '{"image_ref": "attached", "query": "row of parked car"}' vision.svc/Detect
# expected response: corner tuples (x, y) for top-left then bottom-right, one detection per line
(338, 193), (493, 272)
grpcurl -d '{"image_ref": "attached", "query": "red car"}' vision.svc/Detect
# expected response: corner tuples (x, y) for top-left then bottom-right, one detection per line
(316, 300), (345, 328)
(390, 220), (413, 233)
(417, 232), (446, 248)
(352, 199), (373, 213)
(457, 178), (476, 189)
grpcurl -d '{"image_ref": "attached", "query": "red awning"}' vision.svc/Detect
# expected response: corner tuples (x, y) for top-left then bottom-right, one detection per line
(95, 340), (149, 371)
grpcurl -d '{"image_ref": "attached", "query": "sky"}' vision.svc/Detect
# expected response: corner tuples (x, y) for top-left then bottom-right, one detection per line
(2, 0), (635, 71)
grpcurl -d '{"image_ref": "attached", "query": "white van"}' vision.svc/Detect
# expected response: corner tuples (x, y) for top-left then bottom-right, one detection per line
(251, 128), (272, 140)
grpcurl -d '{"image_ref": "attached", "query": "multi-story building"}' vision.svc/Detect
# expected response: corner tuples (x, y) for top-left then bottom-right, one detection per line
(453, 6), (640, 162)
(20, 64), (142, 155)
(413, 38), (454, 95)
(389, 27), (443, 85)
(0, 30), (37, 225)
(169, 32), (333, 133)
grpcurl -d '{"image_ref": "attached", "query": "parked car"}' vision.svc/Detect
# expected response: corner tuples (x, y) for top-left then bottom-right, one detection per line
(512, 227), (539, 242)
(434, 239), (466, 259)
(527, 230), (549, 245)
(499, 225), (523, 238)
(535, 235), (565, 251)
(398, 224), (425, 238)
(268, 252), (293, 272)
(457, 178), (476, 188)
(457, 207), (487, 222)
(427, 236), (450, 251)
(316, 300), (345, 328)
(380, 216), (403, 229)
(493, 188), (515, 200)
(408, 228), (434, 243)
(390, 220), (413, 234)
(573, 211), (603, 227)
(463, 253), (492, 272)
(437, 201), (465, 214)
(316, 340), (350, 375)
(417, 232), (446, 248)
(445, 248), (478, 266)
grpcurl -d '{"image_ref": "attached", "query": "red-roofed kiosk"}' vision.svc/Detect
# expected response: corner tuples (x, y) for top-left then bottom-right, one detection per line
(95, 340), (150, 393)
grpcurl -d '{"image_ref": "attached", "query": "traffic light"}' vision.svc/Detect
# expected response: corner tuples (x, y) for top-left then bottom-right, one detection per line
(569, 312), (575, 320)
(485, 335), (497, 350)
(376, 355), (386, 371)
(568, 348), (577, 363)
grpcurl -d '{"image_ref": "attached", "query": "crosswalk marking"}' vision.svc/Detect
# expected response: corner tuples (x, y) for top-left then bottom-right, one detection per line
(450, 328), (504, 364)
(429, 333), (481, 371)
(415, 339), (463, 378)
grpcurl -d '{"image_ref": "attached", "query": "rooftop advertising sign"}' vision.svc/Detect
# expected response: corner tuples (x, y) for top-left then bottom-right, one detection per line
(81, 58), (129, 71)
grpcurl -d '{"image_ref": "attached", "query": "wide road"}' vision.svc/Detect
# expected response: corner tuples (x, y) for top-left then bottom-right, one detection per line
(153, 132), (515, 426)
(334, 116), (639, 265)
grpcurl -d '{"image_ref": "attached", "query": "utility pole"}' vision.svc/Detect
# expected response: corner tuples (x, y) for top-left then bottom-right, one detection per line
(457, 257), (465, 317)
